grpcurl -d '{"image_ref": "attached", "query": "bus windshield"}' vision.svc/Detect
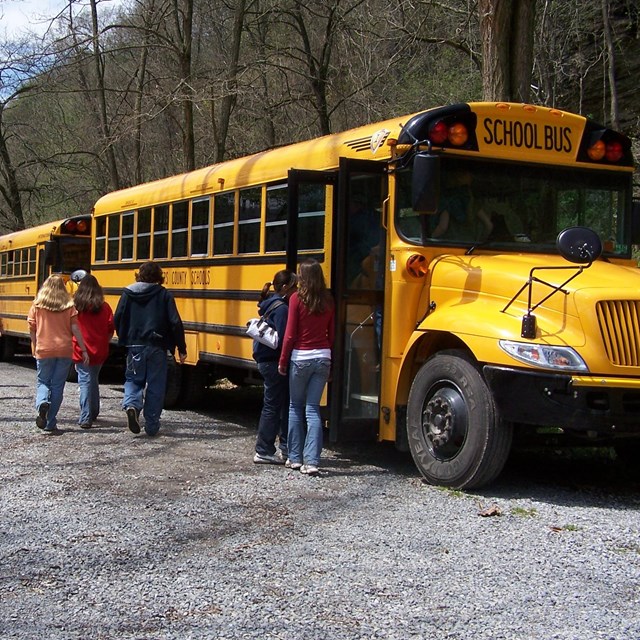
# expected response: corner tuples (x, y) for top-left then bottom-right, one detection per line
(396, 157), (632, 257)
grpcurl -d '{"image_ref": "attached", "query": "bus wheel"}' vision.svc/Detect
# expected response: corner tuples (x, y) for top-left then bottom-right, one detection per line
(178, 365), (209, 407)
(614, 440), (640, 469)
(164, 354), (182, 408)
(0, 335), (17, 361)
(407, 352), (512, 489)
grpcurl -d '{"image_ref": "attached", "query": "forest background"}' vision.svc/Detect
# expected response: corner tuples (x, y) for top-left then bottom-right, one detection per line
(0, 0), (638, 234)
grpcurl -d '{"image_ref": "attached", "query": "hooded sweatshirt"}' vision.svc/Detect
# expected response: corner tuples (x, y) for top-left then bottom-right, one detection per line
(114, 282), (186, 354)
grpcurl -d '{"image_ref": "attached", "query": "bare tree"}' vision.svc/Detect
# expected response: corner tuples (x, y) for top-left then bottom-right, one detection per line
(88, 0), (120, 189)
(212, 0), (246, 163)
(0, 38), (44, 231)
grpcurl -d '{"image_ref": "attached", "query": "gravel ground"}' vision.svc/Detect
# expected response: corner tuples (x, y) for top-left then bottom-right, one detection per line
(1, 356), (639, 640)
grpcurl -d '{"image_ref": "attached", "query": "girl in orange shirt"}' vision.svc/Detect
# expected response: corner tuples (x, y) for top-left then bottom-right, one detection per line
(28, 275), (89, 435)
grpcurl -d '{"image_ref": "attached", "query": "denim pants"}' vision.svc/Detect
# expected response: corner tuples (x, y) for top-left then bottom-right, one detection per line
(75, 362), (103, 425)
(287, 358), (331, 466)
(256, 360), (289, 457)
(122, 346), (168, 435)
(35, 357), (72, 431)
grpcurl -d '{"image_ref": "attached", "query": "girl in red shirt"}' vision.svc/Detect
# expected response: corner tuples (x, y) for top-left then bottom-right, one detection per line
(72, 275), (114, 428)
(278, 259), (334, 475)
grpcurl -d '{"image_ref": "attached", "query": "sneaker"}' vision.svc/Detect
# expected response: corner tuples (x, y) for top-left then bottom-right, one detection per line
(43, 428), (63, 436)
(36, 402), (50, 429)
(79, 423), (92, 430)
(286, 459), (302, 470)
(253, 452), (285, 465)
(300, 464), (319, 475)
(125, 407), (140, 434)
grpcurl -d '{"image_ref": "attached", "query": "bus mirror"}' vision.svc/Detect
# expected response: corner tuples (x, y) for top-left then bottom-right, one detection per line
(556, 226), (602, 264)
(412, 153), (440, 214)
(631, 200), (640, 244)
(71, 269), (88, 283)
(43, 240), (58, 266)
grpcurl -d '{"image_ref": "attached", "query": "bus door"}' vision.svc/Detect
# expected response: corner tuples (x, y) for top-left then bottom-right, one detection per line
(286, 169), (336, 273)
(329, 158), (387, 442)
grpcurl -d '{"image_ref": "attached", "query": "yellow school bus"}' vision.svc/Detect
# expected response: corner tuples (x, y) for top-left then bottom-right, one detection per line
(90, 102), (639, 488)
(0, 215), (92, 359)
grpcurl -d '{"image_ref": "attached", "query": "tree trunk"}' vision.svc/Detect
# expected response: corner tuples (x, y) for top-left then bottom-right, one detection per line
(478, 0), (536, 103)
(510, 0), (536, 102)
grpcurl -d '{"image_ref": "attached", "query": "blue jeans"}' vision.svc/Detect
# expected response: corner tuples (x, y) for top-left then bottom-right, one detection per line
(256, 360), (289, 457)
(35, 357), (72, 431)
(287, 358), (331, 466)
(122, 346), (168, 435)
(76, 363), (103, 425)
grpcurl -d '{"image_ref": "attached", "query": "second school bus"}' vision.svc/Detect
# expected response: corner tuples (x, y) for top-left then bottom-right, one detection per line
(90, 102), (639, 488)
(0, 215), (92, 358)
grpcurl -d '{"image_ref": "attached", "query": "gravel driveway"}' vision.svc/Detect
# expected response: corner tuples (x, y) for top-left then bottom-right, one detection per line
(1, 357), (639, 640)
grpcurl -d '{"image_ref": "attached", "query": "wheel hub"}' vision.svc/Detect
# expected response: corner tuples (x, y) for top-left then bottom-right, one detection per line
(424, 397), (453, 448)
(421, 386), (468, 460)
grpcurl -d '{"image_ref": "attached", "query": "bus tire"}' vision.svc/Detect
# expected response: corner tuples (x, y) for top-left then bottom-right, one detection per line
(0, 335), (17, 361)
(164, 354), (182, 408)
(614, 440), (640, 469)
(177, 364), (208, 407)
(407, 351), (512, 489)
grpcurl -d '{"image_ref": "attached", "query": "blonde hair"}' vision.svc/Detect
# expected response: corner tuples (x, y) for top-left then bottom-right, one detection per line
(33, 275), (74, 312)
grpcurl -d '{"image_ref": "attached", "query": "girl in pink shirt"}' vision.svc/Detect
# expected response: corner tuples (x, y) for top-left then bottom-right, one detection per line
(28, 275), (89, 434)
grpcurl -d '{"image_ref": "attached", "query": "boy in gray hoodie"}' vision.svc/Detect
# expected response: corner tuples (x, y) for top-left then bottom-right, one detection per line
(114, 261), (186, 436)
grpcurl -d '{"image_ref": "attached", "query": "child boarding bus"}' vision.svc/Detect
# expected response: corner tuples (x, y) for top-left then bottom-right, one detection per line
(0, 215), (92, 360)
(90, 102), (639, 488)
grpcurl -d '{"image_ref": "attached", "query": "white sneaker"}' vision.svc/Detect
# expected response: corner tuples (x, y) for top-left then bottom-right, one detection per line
(300, 464), (319, 475)
(253, 452), (285, 465)
(285, 459), (302, 470)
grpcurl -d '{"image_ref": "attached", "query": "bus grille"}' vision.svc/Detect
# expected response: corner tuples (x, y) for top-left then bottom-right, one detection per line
(596, 300), (640, 366)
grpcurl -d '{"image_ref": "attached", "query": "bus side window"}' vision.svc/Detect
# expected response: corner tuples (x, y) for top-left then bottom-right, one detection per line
(213, 192), (235, 256)
(137, 208), (152, 260)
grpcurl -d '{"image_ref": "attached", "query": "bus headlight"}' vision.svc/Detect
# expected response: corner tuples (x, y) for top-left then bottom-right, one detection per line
(499, 340), (588, 372)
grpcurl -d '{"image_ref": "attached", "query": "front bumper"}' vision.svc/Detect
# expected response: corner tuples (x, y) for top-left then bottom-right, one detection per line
(483, 365), (640, 436)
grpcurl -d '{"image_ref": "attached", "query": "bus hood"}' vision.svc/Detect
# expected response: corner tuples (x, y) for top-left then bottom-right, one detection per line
(426, 252), (640, 371)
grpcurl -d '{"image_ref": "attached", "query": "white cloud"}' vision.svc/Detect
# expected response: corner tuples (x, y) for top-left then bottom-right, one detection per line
(0, 0), (125, 37)
(0, 0), (67, 35)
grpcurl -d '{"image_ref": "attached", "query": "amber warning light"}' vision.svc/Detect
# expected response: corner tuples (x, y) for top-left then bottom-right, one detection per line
(428, 120), (469, 148)
(61, 218), (90, 235)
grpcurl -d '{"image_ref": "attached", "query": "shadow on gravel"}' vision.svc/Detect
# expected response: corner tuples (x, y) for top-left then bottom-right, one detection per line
(477, 445), (640, 506)
(9, 355), (637, 502)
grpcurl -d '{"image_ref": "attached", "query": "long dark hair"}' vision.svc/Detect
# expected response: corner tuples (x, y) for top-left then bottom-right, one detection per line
(259, 269), (297, 301)
(297, 259), (332, 314)
(73, 274), (105, 313)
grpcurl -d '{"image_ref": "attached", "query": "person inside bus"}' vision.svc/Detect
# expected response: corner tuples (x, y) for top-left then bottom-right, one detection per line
(278, 259), (335, 475)
(28, 274), (90, 435)
(431, 170), (493, 241)
(347, 196), (381, 287)
(72, 274), (114, 429)
(252, 269), (297, 465)
(114, 261), (187, 436)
